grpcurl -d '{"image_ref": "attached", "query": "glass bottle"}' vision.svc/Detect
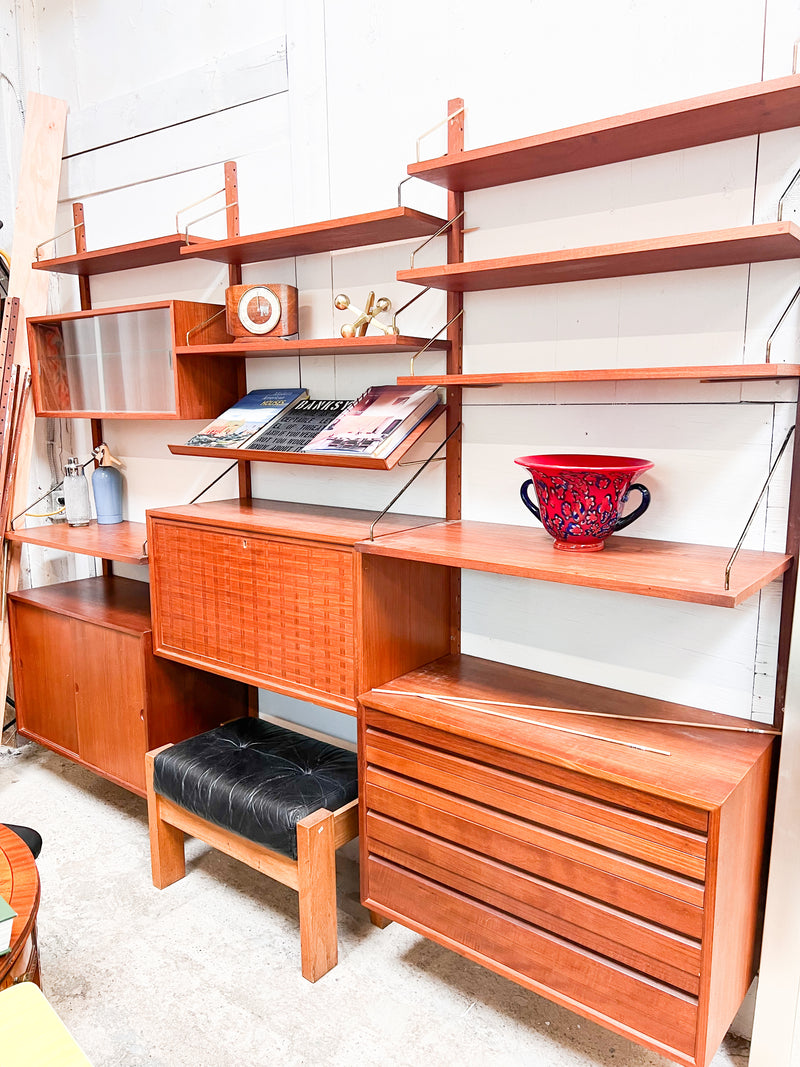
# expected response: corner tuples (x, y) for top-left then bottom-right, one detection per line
(91, 444), (124, 525)
(63, 457), (91, 526)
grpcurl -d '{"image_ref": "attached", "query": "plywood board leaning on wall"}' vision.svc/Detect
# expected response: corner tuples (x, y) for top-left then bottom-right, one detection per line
(0, 93), (68, 716)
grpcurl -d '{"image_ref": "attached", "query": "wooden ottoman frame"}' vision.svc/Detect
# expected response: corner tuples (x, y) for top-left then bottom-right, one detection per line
(145, 744), (382, 982)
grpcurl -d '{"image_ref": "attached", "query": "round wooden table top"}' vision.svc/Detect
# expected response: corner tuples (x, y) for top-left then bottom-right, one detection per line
(0, 825), (40, 984)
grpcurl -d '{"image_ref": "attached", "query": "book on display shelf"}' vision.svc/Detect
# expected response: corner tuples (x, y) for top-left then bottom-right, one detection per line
(245, 398), (352, 452)
(302, 384), (441, 458)
(183, 388), (308, 448)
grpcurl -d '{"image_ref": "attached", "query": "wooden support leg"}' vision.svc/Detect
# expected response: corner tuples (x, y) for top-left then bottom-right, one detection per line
(369, 910), (392, 929)
(145, 748), (186, 889)
(296, 808), (337, 983)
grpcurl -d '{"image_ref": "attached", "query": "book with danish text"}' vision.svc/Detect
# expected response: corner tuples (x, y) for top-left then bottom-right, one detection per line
(302, 385), (441, 457)
(184, 388), (308, 448)
(246, 398), (352, 452)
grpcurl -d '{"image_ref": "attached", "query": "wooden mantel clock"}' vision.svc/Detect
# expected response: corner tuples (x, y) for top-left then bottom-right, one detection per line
(225, 284), (298, 342)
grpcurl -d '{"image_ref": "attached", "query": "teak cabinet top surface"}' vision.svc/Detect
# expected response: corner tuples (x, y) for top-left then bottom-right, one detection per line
(7, 575), (151, 634)
(361, 654), (776, 809)
(408, 74), (800, 190)
(146, 497), (443, 547)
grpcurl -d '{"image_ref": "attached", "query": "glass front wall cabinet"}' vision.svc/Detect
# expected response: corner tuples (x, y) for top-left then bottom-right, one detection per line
(27, 300), (239, 419)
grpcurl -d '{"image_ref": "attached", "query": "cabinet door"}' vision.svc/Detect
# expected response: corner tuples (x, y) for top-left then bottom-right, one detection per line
(10, 601), (78, 755)
(73, 619), (147, 792)
(151, 520), (356, 711)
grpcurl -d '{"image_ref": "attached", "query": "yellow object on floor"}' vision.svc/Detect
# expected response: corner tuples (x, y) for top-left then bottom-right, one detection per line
(0, 981), (92, 1065)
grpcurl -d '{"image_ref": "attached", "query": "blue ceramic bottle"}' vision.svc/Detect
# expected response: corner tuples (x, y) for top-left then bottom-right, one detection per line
(92, 444), (124, 525)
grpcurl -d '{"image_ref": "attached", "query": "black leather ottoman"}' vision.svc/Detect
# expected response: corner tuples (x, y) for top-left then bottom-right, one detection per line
(145, 717), (365, 982)
(151, 717), (358, 860)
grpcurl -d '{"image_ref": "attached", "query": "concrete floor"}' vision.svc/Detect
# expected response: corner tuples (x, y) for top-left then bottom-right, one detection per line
(1, 739), (753, 1067)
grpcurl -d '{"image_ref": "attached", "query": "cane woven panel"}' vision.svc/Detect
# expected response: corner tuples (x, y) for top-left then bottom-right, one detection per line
(151, 521), (355, 702)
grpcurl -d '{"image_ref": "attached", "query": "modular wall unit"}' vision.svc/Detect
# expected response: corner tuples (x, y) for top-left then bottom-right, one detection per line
(12, 71), (800, 1067)
(355, 75), (800, 1067)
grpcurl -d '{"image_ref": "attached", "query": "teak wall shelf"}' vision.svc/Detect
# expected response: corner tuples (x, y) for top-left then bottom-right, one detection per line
(407, 74), (800, 190)
(32, 234), (210, 276)
(6, 520), (148, 565)
(176, 334), (451, 359)
(355, 78), (800, 1067)
(167, 406), (445, 469)
(396, 363), (800, 387)
(13, 74), (799, 1067)
(397, 223), (800, 292)
(179, 206), (448, 265)
(357, 520), (792, 608)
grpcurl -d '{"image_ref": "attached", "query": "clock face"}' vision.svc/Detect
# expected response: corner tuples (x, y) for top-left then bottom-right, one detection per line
(237, 286), (282, 335)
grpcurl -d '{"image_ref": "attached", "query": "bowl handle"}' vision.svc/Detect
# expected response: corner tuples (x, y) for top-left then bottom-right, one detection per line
(614, 484), (651, 531)
(519, 479), (541, 522)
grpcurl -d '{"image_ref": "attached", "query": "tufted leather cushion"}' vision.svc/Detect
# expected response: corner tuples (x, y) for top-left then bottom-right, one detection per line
(152, 717), (358, 860)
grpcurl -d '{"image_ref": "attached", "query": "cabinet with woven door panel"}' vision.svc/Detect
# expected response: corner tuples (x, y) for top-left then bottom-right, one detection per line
(359, 655), (775, 1067)
(147, 498), (452, 715)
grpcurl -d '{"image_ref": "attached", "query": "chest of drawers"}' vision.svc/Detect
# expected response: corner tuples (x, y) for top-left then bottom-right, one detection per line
(359, 654), (775, 1067)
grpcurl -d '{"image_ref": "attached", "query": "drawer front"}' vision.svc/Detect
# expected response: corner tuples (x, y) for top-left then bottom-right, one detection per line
(367, 812), (701, 993)
(366, 708), (708, 832)
(151, 520), (355, 704)
(365, 727), (707, 877)
(367, 856), (698, 1060)
(366, 767), (704, 935)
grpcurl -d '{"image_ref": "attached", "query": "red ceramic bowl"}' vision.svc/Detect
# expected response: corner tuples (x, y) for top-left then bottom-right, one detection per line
(514, 454), (654, 551)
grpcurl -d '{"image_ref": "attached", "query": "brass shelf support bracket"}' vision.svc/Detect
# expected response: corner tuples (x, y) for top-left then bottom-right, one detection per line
(409, 209), (465, 269)
(35, 222), (82, 261)
(766, 283), (800, 362)
(176, 189), (238, 243)
(409, 309), (464, 375)
(369, 421), (461, 540)
(390, 286), (432, 332)
(415, 106), (465, 162)
(185, 308), (226, 346)
(725, 423), (795, 589)
(777, 166), (800, 222)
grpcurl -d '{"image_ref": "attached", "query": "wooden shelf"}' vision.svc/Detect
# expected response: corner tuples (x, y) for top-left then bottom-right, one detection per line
(179, 206), (448, 265)
(396, 364), (800, 387)
(409, 75), (800, 191)
(176, 334), (451, 359)
(7, 520), (149, 565)
(167, 406), (445, 469)
(397, 223), (800, 292)
(356, 519), (792, 608)
(31, 234), (210, 276)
